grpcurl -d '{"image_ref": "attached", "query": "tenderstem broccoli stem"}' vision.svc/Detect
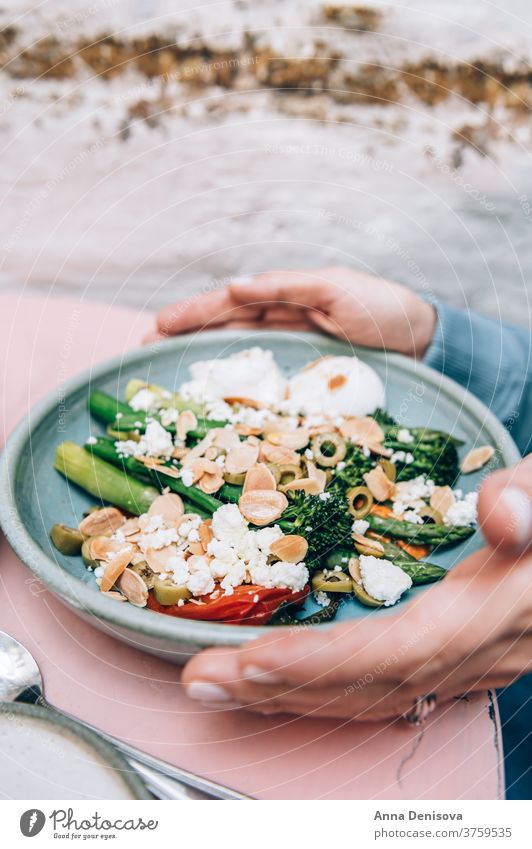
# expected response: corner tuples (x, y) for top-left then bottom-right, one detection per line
(54, 442), (158, 515)
(125, 379), (204, 417)
(89, 391), (133, 425)
(86, 437), (151, 481)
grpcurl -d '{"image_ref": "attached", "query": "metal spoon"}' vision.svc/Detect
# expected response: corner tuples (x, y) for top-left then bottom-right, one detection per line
(0, 631), (249, 800)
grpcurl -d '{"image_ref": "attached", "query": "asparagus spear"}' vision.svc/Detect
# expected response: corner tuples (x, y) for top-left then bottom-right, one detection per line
(379, 541), (447, 584)
(367, 513), (474, 547)
(54, 442), (158, 515)
(88, 391), (133, 425)
(125, 379), (204, 416)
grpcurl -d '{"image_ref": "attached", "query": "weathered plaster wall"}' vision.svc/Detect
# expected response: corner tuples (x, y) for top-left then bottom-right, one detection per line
(1, 1), (531, 323)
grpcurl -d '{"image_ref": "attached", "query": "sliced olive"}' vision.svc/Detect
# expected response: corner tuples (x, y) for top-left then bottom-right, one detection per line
(311, 432), (347, 467)
(346, 485), (374, 519)
(50, 524), (85, 556)
(223, 470), (247, 485)
(81, 538), (99, 569)
(153, 578), (192, 605)
(377, 458), (397, 482)
(278, 463), (304, 487)
(417, 506), (444, 525)
(348, 557), (383, 608)
(311, 570), (353, 593)
(130, 560), (156, 590)
(266, 463), (281, 484)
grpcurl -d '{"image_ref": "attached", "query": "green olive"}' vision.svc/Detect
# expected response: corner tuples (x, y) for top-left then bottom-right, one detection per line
(311, 432), (347, 467)
(50, 524), (85, 556)
(348, 557), (383, 608)
(81, 538), (99, 569)
(278, 463), (304, 487)
(223, 471), (247, 485)
(130, 560), (156, 590)
(417, 506), (444, 525)
(311, 570), (353, 593)
(377, 458), (397, 482)
(346, 486), (374, 519)
(153, 578), (191, 605)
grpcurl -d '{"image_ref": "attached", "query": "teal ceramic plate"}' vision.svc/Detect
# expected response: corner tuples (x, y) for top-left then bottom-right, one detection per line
(0, 330), (520, 664)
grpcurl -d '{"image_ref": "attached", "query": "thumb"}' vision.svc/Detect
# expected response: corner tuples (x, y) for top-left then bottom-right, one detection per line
(478, 454), (532, 551)
(229, 270), (331, 310)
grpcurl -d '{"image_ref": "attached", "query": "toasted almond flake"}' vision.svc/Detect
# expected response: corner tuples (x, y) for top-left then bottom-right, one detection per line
(101, 590), (127, 602)
(281, 477), (322, 495)
(225, 443), (260, 475)
(328, 373), (347, 391)
(352, 533), (384, 555)
(136, 458), (182, 479)
(182, 430), (216, 462)
(199, 520), (214, 550)
(187, 542), (206, 556)
(121, 517), (141, 536)
(340, 416), (384, 444)
(266, 430), (310, 451)
(79, 507), (125, 537)
(100, 545), (135, 592)
(430, 486), (456, 516)
(306, 460), (327, 492)
(362, 442), (393, 458)
(171, 445), (189, 460)
(212, 428), (241, 450)
(234, 424), (264, 436)
(190, 457), (221, 477)
(177, 410), (198, 441)
(89, 536), (130, 561)
(130, 550), (147, 566)
(238, 490), (288, 526)
(243, 463), (277, 493)
(175, 513), (202, 531)
(145, 545), (180, 573)
(223, 395), (265, 409)
(147, 493), (185, 524)
(197, 472), (224, 494)
(204, 446), (219, 460)
(363, 466), (396, 501)
(116, 568), (148, 607)
(461, 445), (495, 473)
(259, 442), (301, 466)
(270, 534), (308, 563)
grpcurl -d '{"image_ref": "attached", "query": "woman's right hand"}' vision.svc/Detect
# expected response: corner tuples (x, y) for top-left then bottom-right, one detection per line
(151, 267), (437, 358)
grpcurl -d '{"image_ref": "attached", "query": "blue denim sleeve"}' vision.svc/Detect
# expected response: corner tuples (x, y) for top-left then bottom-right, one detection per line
(423, 302), (531, 456)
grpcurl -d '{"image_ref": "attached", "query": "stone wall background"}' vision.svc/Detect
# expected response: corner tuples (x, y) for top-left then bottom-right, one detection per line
(1, 0), (531, 325)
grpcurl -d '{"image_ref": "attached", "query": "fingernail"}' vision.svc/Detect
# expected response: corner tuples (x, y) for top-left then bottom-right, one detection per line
(500, 486), (532, 546)
(242, 665), (284, 685)
(231, 275), (254, 286)
(186, 681), (232, 703)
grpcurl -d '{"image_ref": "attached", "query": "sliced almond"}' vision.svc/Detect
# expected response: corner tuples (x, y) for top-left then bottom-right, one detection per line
(175, 513), (202, 531)
(147, 493), (185, 524)
(461, 445), (495, 474)
(430, 486), (456, 517)
(89, 536), (131, 561)
(100, 545), (135, 592)
(182, 430), (216, 462)
(270, 534), (308, 563)
(238, 490), (288, 526)
(204, 446), (220, 461)
(198, 520), (214, 551)
(121, 517), (141, 536)
(101, 590), (127, 602)
(306, 460), (327, 492)
(243, 463), (277, 493)
(340, 416), (384, 444)
(212, 428), (241, 451)
(363, 466), (396, 502)
(364, 442), (393, 458)
(352, 533), (385, 557)
(281, 477), (322, 495)
(266, 430), (310, 451)
(234, 424), (263, 437)
(79, 507), (125, 537)
(259, 442), (301, 466)
(225, 443), (260, 475)
(187, 542), (206, 556)
(136, 458), (182, 479)
(197, 472), (224, 494)
(223, 396), (265, 409)
(145, 544), (180, 573)
(116, 568), (148, 607)
(177, 410), (198, 441)
(189, 457), (221, 478)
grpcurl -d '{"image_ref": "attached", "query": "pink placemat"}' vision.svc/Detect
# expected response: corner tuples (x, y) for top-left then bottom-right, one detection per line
(0, 292), (503, 799)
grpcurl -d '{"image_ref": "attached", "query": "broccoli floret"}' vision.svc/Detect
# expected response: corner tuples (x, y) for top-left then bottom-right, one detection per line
(279, 491), (353, 567)
(329, 443), (374, 492)
(383, 427), (460, 486)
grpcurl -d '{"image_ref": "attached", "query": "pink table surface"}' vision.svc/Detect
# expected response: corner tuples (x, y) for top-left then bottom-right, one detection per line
(0, 292), (503, 800)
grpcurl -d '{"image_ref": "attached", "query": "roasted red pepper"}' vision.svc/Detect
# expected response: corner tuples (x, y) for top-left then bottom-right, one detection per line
(147, 584), (308, 625)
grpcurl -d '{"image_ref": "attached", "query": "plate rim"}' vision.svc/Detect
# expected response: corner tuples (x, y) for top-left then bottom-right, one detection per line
(0, 329), (521, 648)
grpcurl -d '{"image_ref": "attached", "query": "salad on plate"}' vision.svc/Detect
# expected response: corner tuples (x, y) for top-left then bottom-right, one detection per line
(51, 347), (495, 626)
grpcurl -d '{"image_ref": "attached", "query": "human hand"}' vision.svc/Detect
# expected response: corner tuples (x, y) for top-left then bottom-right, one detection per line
(182, 455), (532, 720)
(150, 267), (436, 358)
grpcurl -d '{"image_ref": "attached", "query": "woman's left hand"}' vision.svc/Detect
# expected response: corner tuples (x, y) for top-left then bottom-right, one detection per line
(182, 456), (532, 720)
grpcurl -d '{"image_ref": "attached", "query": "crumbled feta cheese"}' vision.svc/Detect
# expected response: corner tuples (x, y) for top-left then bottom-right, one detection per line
(180, 467), (194, 487)
(211, 503), (248, 544)
(314, 590), (331, 607)
(391, 450), (414, 464)
(129, 388), (159, 412)
(253, 525), (283, 554)
(359, 555), (412, 607)
(86, 436), (97, 445)
(445, 491), (478, 526)
(336, 461), (346, 471)
(269, 561), (309, 592)
(319, 492), (331, 501)
(362, 445), (371, 457)
(166, 555), (190, 586)
(160, 407), (179, 426)
(392, 475), (436, 515)
(352, 518), (370, 536)
(186, 556), (215, 596)
(403, 510), (424, 524)
(94, 565), (104, 579)
(139, 421), (174, 458)
(305, 448), (314, 460)
(397, 428), (414, 444)
(139, 527), (179, 551)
